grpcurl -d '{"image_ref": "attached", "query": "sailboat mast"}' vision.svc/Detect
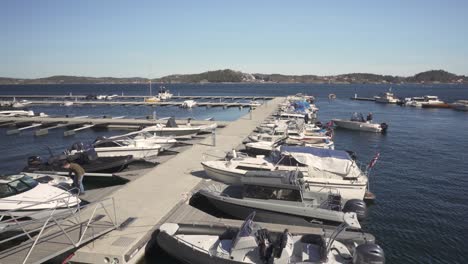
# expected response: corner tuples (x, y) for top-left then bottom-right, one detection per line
(149, 80), (152, 96)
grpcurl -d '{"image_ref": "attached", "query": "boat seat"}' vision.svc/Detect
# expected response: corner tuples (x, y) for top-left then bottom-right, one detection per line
(301, 234), (327, 262)
(216, 239), (232, 256)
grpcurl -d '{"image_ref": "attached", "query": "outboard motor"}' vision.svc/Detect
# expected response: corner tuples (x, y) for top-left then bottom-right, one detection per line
(380, 123), (388, 133)
(27, 156), (42, 167)
(343, 199), (367, 220)
(353, 243), (385, 264)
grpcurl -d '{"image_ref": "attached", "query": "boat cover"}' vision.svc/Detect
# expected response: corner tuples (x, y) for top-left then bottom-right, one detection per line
(280, 146), (356, 176)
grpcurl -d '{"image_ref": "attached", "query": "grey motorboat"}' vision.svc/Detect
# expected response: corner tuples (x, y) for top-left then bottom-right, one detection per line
(157, 212), (385, 264)
(199, 170), (366, 227)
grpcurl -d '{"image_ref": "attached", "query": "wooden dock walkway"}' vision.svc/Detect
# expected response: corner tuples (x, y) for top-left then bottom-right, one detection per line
(69, 97), (284, 264)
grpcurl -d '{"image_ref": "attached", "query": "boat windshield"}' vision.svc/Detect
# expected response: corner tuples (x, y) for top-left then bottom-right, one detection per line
(0, 176), (39, 199)
(350, 112), (365, 122)
(232, 212), (256, 249)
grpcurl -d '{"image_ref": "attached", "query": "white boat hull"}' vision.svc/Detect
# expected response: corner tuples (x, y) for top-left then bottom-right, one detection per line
(95, 147), (160, 159)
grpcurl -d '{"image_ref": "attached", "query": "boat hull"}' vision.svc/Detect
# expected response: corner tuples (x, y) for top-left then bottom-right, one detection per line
(201, 192), (343, 227)
(95, 147), (160, 160)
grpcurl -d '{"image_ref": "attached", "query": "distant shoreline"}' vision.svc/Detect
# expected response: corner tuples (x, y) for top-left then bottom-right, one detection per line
(1, 69), (466, 85)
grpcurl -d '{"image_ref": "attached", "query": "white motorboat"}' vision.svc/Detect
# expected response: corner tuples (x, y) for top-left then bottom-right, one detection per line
(90, 138), (161, 160)
(451, 100), (468, 111)
(407, 95), (445, 107)
(0, 110), (35, 117)
(202, 146), (371, 202)
(96, 94), (118, 100)
(332, 113), (388, 133)
(245, 136), (288, 156)
(420, 96), (450, 108)
(108, 131), (177, 151)
(404, 96), (426, 107)
(158, 86), (173, 100)
(181, 100), (197, 108)
(157, 212), (385, 264)
(11, 172), (73, 187)
(141, 118), (201, 138)
(0, 175), (80, 220)
(11, 100), (32, 108)
(374, 92), (399, 104)
(63, 101), (74, 107)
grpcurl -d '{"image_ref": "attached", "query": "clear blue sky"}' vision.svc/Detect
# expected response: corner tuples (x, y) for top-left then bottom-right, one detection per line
(1, 0), (467, 78)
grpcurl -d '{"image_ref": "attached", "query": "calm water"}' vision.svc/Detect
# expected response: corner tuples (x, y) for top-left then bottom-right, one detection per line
(1, 83), (467, 263)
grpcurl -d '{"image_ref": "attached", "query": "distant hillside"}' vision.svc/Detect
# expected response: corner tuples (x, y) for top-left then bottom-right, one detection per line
(1, 69), (466, 85)
(157, 69), (245, 83)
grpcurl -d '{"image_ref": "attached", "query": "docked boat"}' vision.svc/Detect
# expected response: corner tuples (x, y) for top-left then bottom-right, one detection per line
(0, 175), (80, 219)
(157, 212), (385, 264)
(407, 95), (445, 108)
(420, 95), (450, 108)
(10, 172), (73, 187)
(63, 101), (74, 107)
(144, 96), (160, 103)
(202, 146), (371, 202)
(158, 86), (173, 100)
(89, 138), (161, 160)
(245, 136), (287, 156)
(108, 131), (177, 151)
(451, 100), (468, 111)
(374, 91), (399, 104)
(141, 118), (201, 138)
(0, 110), (35, 117)
(332, 113), (388, 133)
(403, 97), (426, 107)
(200, 170), (367, 227)
(23, 148), (132, 174)
(181, 100), (197, 108)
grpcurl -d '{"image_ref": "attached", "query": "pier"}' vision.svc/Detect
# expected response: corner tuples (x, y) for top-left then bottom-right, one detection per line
(67, 97), (284, 264)
(0, 116), (225, 136)
(0, 95), (274, 100)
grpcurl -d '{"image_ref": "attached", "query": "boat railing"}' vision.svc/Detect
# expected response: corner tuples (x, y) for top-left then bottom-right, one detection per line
(0, 196), (119, 264)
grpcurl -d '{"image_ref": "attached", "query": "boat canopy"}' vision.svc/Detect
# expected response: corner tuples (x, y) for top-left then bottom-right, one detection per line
(279, 146), (358, 176)
(242, 170), (304, 189)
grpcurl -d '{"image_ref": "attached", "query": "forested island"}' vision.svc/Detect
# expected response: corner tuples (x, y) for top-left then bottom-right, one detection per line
(1, 69), (466, 85)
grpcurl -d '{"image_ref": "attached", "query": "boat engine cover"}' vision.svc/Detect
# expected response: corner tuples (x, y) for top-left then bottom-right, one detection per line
(353, 244), (385, 264)
(343, 199), (367, 220)
(380, 123), (388, 133)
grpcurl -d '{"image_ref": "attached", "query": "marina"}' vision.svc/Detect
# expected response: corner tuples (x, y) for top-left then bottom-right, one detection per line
(0, 84), (467, 264)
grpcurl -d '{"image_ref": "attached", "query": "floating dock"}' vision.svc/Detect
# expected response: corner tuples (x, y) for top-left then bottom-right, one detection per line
(350, 96), (376, 101)
(4, 100), (261, 108)
(0, 95), (274, 100)
(0, 116), (225, 136)
(68, 97), (284, 264)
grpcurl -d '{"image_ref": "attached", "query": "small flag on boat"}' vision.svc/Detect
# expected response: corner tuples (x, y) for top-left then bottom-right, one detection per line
(368, 153), (380, 169)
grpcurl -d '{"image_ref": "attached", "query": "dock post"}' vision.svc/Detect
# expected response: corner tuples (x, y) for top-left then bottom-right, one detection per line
(249, 107), (252, 120)
(211, 129), (216, 146)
